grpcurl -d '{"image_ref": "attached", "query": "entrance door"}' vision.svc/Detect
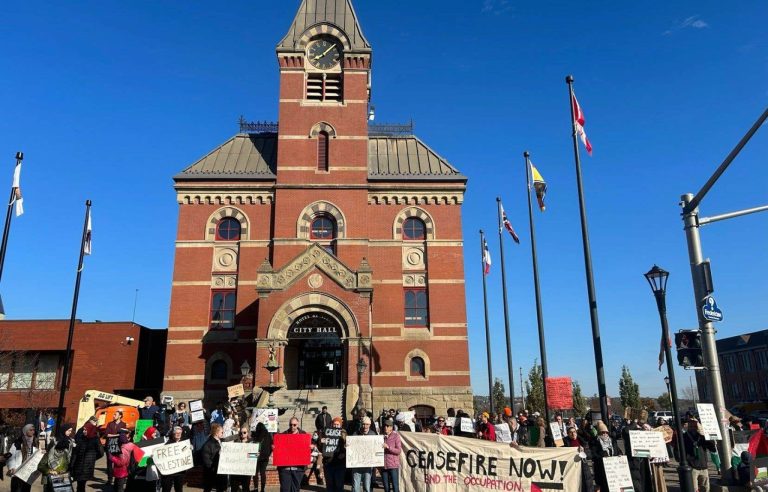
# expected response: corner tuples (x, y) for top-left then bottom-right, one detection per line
(288, 312), (345, 390)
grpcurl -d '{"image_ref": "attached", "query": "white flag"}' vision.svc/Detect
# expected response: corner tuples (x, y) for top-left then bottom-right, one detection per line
(11, 160), (23, 217)
(84, 209), (92, 255)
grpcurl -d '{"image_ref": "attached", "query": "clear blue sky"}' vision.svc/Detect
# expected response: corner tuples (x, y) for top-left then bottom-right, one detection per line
(1, 1), (766, 400)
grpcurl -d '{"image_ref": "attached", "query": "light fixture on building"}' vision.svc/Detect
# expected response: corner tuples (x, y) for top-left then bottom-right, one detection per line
(240, 360), (251, 377)
(124, 336), (134, 345)
(368, 105), (375, 121)
(356, 358), (367, 376)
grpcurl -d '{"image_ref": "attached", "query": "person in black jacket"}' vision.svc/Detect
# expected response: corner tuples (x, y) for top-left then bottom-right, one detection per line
(252, 423), (272, 492)
(201, 423), (226, 492)
(277, 418), (309, 492)
(590, 421), (621, 492)
(159, 426), (186, 492)
(71, 419), (103, 492)
(683, 418), (717, 492)
(315, 406), (332, 433)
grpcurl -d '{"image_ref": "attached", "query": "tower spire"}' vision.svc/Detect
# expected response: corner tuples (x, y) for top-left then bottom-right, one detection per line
(277, 0), (371, 54)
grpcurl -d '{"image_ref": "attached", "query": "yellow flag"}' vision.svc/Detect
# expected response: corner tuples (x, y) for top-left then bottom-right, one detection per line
(531, 163), (547, 211)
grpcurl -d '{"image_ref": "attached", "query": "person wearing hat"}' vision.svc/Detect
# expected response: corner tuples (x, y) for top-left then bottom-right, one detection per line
(349, 416), (377, 492)
(478, 412), (496, 441)
(590, 421), (620, 492)
(381, 419), (402, 492)
(320, 417), (346, 492)
(684, 417), (717, 492)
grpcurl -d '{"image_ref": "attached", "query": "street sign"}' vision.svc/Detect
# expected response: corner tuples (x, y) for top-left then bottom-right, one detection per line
(702, 296), (723, 322)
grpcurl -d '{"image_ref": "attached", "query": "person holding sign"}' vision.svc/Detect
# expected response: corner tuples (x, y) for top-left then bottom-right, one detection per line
(104, 410), (127, 485)
(683, 417), (717, 492)
(381, 419), (402, 492)
(6, 424), (38, 492)
(320, 417), (347, 492)
(590, 421), (621, 492)
(251, 423), (272, 492)
(38, 424), (74, 492)
(230, 426), (254, 492)
(563, 427), (595, 492)
(201, 423), (226, 492)
(109, 429), (143, 492)
(276, 417), (310, 492)
(349, 416), (377, 492)
(159, 427), (187, 492)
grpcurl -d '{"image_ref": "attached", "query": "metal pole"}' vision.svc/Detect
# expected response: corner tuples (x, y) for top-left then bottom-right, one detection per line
(655, 291), (694, 492)
(495, 198), (516, 412)
(0, 152), (23, 284)
(690, 376), (697, 406)
(665, 380), (673, 410)
(566, 75), (609, 422)
(680, 193), (733, 478)
(56, 200), (92, 433)
(523, 152), (550, 425)
(520, 367), (526, 411)
(479, 230), (494, 406)
(699, 204), (768, 225)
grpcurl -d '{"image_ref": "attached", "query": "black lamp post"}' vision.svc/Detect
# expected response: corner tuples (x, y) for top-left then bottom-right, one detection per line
(356, 358), (367, 410)
(664, 376), (673, 410)
(645, 265), (694, 492)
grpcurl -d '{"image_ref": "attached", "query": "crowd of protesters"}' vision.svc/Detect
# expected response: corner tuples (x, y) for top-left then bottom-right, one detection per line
(1, 399), (765, 492)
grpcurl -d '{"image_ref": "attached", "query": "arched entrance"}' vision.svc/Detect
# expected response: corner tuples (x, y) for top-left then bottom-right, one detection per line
(285, 312), (344, 389)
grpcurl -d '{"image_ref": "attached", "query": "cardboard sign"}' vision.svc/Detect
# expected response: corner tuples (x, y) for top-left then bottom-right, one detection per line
(603, 455), (635, 492)
(153, 440), (194, 475)
(346, 435), (385, 468)
(546, 377), (573, 410)
(398, 432), (581, 492)
(134, 419), (155, 443)
(550, 423), (564, 447)
(250, 408), (279, 433)
(696, 403), (723, 440)
(623, 407), (648, 422)
(655, 425), (674, 444)
(218, 442), (261, 475)
(13, 449), (45, 484)
(459, 418), (475, 433)
(494, 423), (512, 443)
(227, 384), (245, 398)
(322, 428), (343, 458)
(628, 431), (668, 459)
(272, 433), (312, 466)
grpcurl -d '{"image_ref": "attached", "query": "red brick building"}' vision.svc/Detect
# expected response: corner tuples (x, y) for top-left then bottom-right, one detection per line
(163, 0), (473, 418)
(0, 320), (166, 424)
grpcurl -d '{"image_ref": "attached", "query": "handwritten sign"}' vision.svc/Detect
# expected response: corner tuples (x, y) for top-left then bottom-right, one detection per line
(603, 455), (635, 492)
(696, 403), (722, 440)
(628, 431), (668, 459)
(273, 434), (312, 467)
(13, 449), (45, 484)
(494, 423), (512, 443)
(459, 418), (475, 433)
(549, 423), (564, 447)
(153, 440), (194, 475)
(346, 435), (385, 468)
(250, 408), (279, 433)
(218, 442), (260, 475)
(546, 377), (573, 410)
(188, 400), (205, 423)
(227, 384), (245, 398)
(322, 428), (343, 458)
(655, 425), (674, 444)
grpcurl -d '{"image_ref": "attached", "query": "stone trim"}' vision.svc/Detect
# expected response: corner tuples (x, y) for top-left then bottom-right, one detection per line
(370, 193), (463, 206)
(177, 192), (274, 206)
(309, 122), (337, 138)
(164, 375), (205, 381)
(405, 348), (430, 381)
(205, 207), (250, 241)
(296, 201), (346, 239)
(297, 25), (352, 52)
(372, 386), (474, 418)
(393, 207), (435, 240)
(265, 292), (360, 341)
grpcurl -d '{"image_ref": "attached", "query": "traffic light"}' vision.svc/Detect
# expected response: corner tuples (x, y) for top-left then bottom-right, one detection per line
(675, 330), (704, 368)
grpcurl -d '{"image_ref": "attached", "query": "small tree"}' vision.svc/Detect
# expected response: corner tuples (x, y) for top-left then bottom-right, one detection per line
(656, 393), (672, 410)
(572, 380), (588, 416)
(619, 365), (641, 410)
(492, 378), (506, 416)
(525, 360), (545, 416)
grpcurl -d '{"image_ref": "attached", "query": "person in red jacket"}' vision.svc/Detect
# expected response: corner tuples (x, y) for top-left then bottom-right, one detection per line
(109, 430), (144, 492)
(478, 413), (496, 441)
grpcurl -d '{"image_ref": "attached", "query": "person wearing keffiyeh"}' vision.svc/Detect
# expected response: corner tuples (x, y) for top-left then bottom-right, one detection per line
(590, 421), (621, 492)
(6, 424), (38, 492)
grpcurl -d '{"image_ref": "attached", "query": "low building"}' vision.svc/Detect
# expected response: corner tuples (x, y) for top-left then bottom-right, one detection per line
(0, 320), (167, 426)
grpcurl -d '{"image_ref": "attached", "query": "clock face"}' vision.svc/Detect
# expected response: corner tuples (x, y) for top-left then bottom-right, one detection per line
(307, 37), (341, 70)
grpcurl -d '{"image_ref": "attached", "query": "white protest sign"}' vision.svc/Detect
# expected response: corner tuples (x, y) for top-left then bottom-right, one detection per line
(250, 408), (279, 433)
(218, 442), (261, 476)
(322, 428), (343, 458)
(603, 455), (635, 492)
(153, 440), (194, 475)
(445, 417), (456, 428)
(189, 400), (203, 411)
(398, 411), (415, 423)
(628, 430), (668, 459)
(346, 435), (385, 467)
(13, 449), (45, 484)
(696, 403), (723, 440)
(189, 399), (205, 423)
(459, 418), (475, 433)
(549, 423), (564, 446)
(494, 423), (512, 443)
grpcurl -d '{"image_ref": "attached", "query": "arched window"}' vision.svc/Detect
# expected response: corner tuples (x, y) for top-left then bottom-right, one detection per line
(410, 357), (426, 378)
(211, 360), (228, 381)
(216, 217), (241, 241)
(317, 131), (329, 171)
(402, 217), (426, 240)
(310, 216), (336, 240)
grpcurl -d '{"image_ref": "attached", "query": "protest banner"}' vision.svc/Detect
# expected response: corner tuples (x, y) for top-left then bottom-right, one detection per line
(134, 419), (155, 443)
(218, 442), (261, 475)
(250, 408), (279, 433)
(628, 431), (668, 459)
(494, 424), (512, 443)
(137, 437), (165, 467)
(322, 428), (343, 458)
(399, 432), (580, 492)
(603, 455), (634, 492)
(696, 403), (723, 440)
(549, 423), (564, 447)
(460, 418), (475, 434)
(12, 449), (45, 484)
(152, 439), (194, 475)
(346, 435), (385, 467)
(227, 384), (245, 398)
(273, 434), (312, 466)
(545, 377), (573, 410)
(189, 400), (205, 423)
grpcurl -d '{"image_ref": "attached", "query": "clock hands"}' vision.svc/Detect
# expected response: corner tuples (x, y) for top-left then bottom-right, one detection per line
(312, 43), (338, 61)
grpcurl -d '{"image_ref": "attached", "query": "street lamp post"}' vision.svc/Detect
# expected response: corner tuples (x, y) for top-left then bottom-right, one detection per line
(645, 265), (694, 492)
(664, 376), (673, 411)
(356, 358), (367, 410)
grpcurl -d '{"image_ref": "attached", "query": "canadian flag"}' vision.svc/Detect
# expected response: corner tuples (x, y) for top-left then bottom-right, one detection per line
(571, 92), (593, 155)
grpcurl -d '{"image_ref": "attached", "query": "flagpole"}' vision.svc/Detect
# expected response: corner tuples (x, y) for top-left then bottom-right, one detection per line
(566, 75), (609, 423)
(0, 152), (23, 285)
(523, 152), (551, 425)
(495, 198), (516, 412)
(479, 230), (494, 406)
(55, 199), (92, 433)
